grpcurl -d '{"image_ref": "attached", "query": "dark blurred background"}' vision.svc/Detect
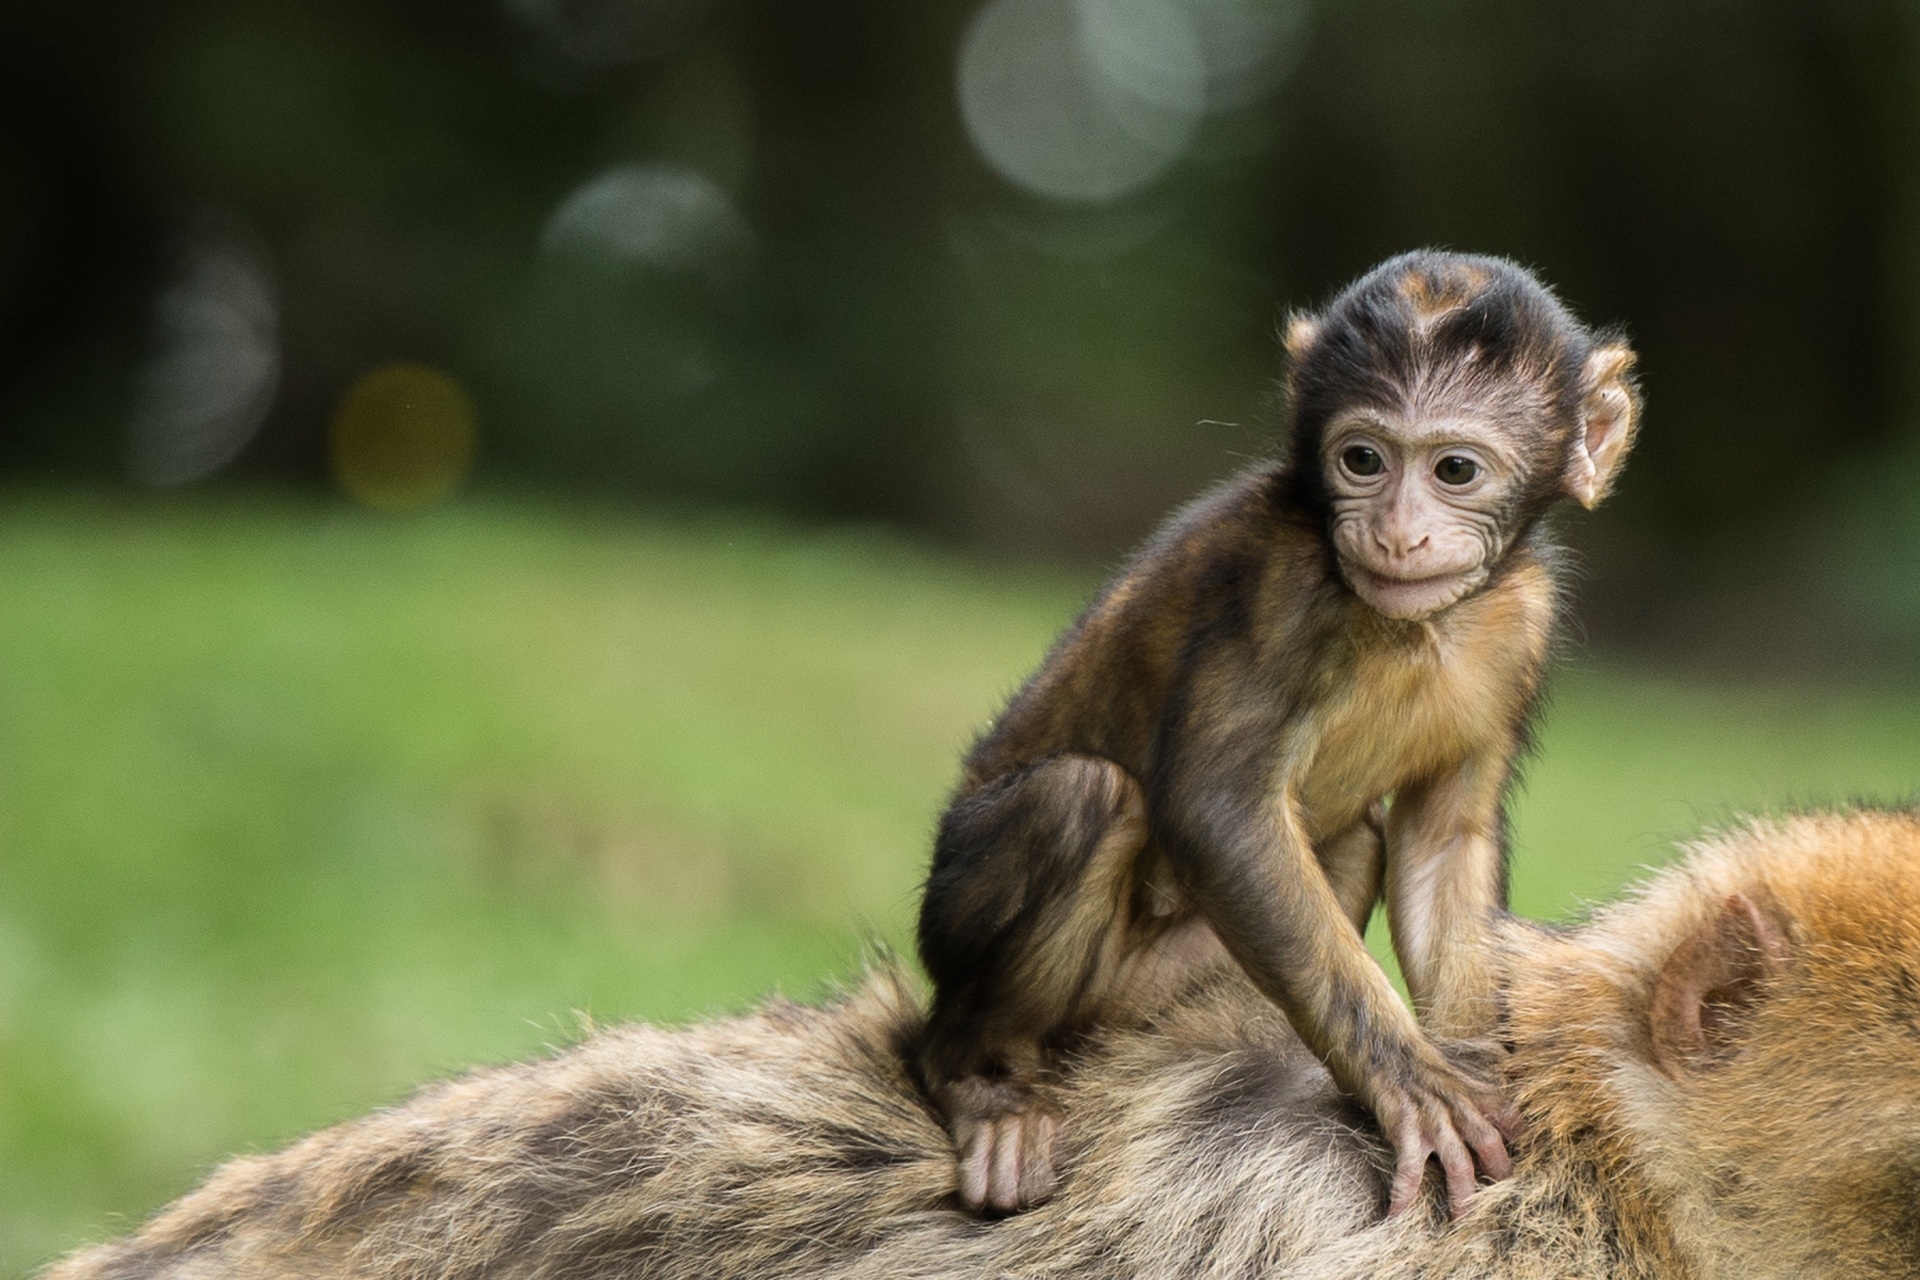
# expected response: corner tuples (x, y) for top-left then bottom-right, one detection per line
(4, 0), (1919, 665)
(12, 4), (1920, 1265)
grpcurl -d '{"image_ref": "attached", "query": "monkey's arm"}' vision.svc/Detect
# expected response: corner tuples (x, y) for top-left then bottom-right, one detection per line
(1168, 782), (1515, 1216)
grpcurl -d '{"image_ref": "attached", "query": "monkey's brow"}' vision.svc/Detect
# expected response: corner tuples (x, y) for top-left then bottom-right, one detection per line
(1322, 411), (1396, 439)
(1325, 412), (1524, 461)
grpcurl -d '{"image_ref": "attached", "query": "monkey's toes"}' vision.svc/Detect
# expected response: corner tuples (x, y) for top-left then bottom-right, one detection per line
(957, 1110), (1062, 1214)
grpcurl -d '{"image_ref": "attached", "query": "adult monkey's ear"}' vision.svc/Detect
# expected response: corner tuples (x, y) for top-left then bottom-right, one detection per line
(1283, 312), (1321, 364)
(1564, 342), (1640, 509)
(1649, 892), (1791, 1077)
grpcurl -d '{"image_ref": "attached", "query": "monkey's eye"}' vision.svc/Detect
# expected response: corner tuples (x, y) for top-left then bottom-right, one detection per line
(1434, 455), (1480, 486)
(1341, 445), (1383, 478)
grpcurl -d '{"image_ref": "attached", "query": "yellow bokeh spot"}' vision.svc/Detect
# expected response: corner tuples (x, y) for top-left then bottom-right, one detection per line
(329, 363), (477, 512)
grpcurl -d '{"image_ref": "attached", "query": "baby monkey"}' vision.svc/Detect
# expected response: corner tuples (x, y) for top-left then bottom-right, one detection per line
(916, 251), (1640, 1217)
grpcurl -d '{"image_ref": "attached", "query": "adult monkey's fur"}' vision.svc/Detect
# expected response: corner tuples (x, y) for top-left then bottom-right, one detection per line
(49, 809), (1920, 1279)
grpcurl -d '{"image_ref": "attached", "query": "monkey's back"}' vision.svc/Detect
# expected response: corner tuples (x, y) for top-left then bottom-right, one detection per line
(958, 462), (1328, 789)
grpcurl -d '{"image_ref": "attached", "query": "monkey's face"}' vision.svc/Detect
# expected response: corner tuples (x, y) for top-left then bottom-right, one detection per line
(1321, 412), (1521, 621)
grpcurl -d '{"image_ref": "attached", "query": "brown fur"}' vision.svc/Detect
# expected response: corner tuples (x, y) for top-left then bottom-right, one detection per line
(915, 251), (1640, 1212)
(50, 808), (1920, 1280)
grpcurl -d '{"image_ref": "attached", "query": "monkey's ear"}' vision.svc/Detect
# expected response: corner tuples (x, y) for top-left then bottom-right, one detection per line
(1649, 892), (1790, 1077)
(1283, 313), (1321, 363)
(1564, 343), (1640, 509)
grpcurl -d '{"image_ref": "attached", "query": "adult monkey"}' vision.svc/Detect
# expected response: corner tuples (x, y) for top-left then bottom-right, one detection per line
(50, 810), (1920, 1280)
(916, 251), (1641, 1215)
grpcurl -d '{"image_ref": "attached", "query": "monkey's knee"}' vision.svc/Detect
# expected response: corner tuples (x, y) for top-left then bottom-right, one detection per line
(920, 755), (1147, 967)
(1042, 754), (1150, 901)
(1009, 754), (1148, 879)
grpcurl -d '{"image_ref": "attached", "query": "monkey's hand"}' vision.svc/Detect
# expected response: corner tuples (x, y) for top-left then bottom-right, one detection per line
(940, 1075), (1064, 1215)
(1371, 1043), (1522, 1220)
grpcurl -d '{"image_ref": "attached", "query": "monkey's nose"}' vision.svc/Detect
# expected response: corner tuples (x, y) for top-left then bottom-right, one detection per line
(1373, 529), (1431, 565)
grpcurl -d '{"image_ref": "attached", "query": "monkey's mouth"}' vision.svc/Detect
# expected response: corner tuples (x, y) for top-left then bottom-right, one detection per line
(1345, 564), (1481, 621)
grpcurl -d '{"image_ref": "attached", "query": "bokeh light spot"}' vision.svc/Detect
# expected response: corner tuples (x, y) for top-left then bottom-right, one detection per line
(1186, 0), (1310, 110)
(129, 223), (280, 486)
(958, 0), (1205, 204)
(540, 162), (751, 282)
(328, 364), (478, 512)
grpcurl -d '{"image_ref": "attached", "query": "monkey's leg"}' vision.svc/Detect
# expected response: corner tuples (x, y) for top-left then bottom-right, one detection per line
(1317, 800), (1387, 936)
(1385, 756), (1509, 1038)
(916, 755), (1149, 1214)
(1104, 913), (1233, 1018)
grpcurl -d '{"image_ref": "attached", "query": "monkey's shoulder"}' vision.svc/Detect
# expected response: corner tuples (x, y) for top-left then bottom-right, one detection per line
(1022, 463), (1306, 647)
(1102, 466), (1325, 625)
(960, 467), (1317, 776)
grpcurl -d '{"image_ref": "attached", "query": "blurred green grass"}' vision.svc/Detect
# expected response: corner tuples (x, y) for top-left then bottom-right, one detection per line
(3, 496), (1918, 1275)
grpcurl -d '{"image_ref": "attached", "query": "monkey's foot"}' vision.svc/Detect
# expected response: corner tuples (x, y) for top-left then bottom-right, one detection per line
(1373, 1056), (1523, 1220)
(948, 1091), (1064, 1215)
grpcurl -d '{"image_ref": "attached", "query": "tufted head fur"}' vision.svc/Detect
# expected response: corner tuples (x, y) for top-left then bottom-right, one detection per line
(1282, 250), (1641, 530)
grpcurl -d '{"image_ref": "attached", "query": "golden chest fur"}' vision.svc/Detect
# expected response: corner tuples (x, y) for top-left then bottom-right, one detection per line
(1291, 563), (1553, 843)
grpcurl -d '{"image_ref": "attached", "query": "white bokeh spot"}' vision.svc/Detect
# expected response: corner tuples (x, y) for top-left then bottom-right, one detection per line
(1186, 0), (1310, 110)
(958, 0), (1309, 204)
(959, 0), (1205, 205)
(128, 228), (280, 487)
(540, 163), (751, 281)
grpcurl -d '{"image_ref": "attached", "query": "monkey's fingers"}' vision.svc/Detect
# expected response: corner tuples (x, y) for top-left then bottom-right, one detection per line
(1430, 1042), (1524, 1178)
(1455, 1101), (1513, 1184)
(1487, 1092), (1527, 1144)
(962, 1112), (1060, 1214)
(1382, 1096), (1448, 1217)
(1385, 1122), (1435, 1217)
(1433, 1119), (1480, 1219)
(1382, 1095), (1510, 1218)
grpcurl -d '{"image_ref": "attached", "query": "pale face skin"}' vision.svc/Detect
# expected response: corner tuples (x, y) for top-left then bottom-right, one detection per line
(1321, 412), (1527, 621)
